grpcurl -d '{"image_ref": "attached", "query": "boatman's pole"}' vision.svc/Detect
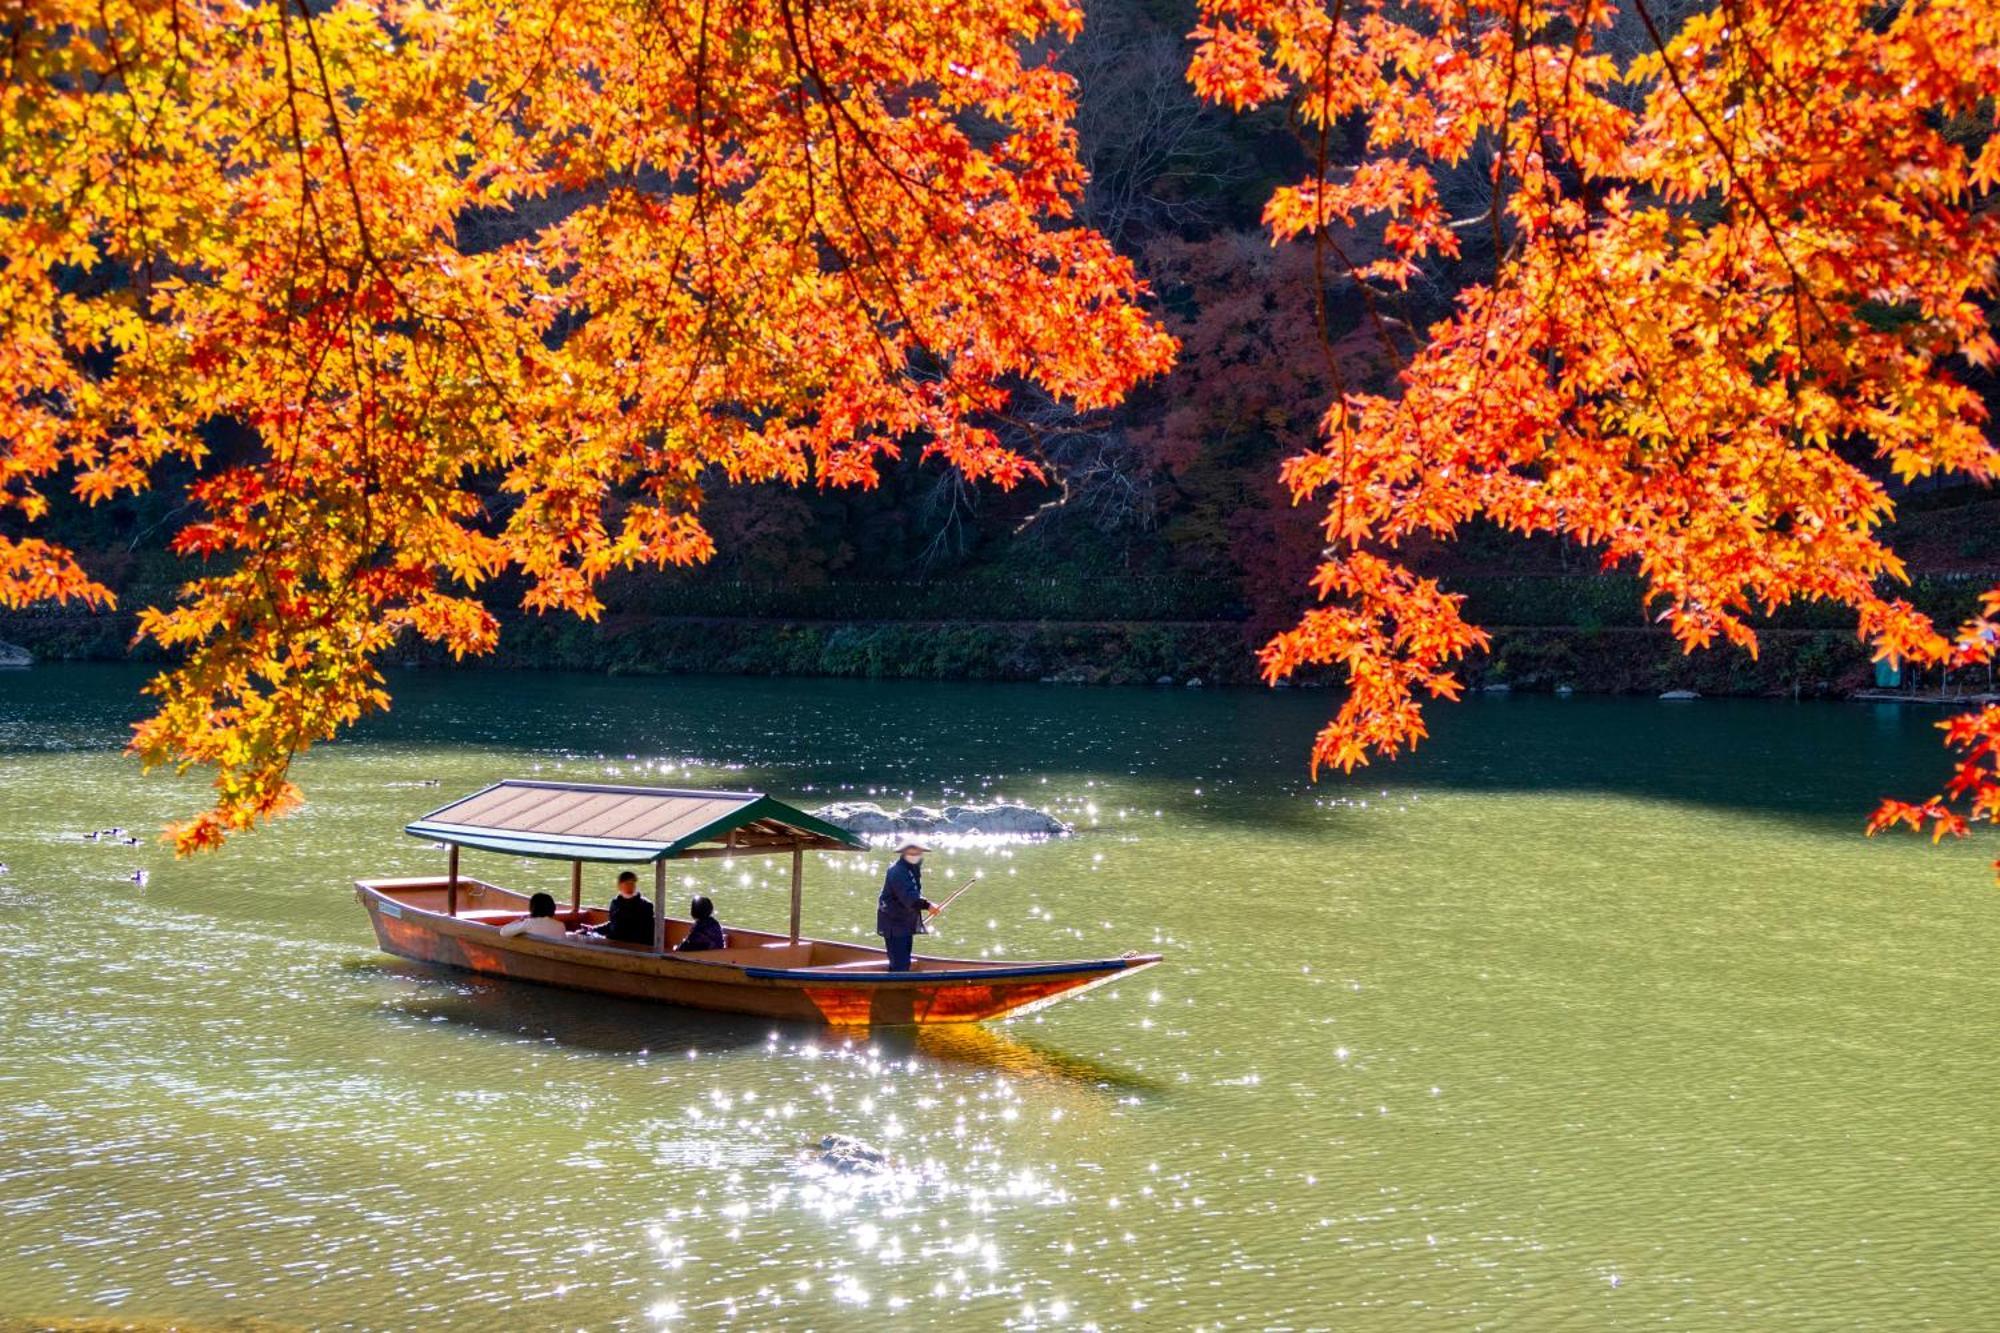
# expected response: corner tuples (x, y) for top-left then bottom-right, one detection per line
(926, 875), (981, 927)
(653, 860), (667, 954)
(570, 860), (582, 919)
(446, 844), (459, 918)
(789, 842), (804, 945)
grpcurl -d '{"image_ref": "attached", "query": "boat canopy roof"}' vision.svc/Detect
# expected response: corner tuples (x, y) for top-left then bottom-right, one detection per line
(405, 780), (865, 863)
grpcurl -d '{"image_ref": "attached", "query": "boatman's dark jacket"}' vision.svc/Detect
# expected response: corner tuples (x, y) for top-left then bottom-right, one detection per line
(603, 891), (656, 945)
(876, 859), (932, 937)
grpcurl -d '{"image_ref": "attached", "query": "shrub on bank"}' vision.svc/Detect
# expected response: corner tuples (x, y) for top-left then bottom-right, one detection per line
(4, 564), (1988, 700)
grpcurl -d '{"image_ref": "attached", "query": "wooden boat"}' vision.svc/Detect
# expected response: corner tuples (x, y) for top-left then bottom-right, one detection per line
(356, 779), (1161, 1026)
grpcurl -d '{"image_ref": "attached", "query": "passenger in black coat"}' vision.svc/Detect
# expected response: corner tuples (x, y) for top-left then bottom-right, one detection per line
(876, 842), (933, 972)
(597, 870), (656, 945)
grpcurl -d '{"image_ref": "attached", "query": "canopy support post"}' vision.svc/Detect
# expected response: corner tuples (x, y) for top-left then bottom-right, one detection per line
(789, 841), (804, 944)
(446, 844), (459, 918)
(653, 860), (667, 955)
(569, 860), (582, 919)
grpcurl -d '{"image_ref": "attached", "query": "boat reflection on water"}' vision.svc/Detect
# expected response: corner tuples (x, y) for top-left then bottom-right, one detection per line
(361, 958), (776, 1056)
(864, 1021), (1162, 1094)
(358, 958), (1157, 1092)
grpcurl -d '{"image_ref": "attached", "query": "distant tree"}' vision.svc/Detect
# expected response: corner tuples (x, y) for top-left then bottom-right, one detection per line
(1190, 0), (2000, 866)
(0, 0), (1174, 848)
(1130, 233), (1377, 623)
(682, 481), (846, 588)
(1063, 0), (1250, 244)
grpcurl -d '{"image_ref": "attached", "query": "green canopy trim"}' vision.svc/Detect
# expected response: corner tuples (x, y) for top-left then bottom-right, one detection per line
(404, 780), (864, 863)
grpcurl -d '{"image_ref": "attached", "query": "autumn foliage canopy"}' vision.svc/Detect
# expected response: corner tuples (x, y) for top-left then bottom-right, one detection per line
(0, 0), (1173, 847)
(1188, 0), (2000, 863)
(3, 0), (2000, 865)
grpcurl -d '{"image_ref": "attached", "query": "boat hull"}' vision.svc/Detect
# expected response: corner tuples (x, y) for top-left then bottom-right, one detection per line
(357, 878), (1157, 1026)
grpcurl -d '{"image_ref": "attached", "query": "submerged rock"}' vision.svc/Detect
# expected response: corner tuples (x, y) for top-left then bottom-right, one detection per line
(816, 1133), (891, 1174)
(814, 800), (1071, 838)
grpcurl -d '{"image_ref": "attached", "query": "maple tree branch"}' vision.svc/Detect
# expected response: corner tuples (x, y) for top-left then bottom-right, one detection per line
(777, 0), (941, 396)
(780, 0), (1069, 290)
(1626, 0), (1829, 356)
(621, 0), (733, 454)
(1300, 3), (1358, 554)
(1491, 0), (1525, 265)
(291, 0), (381, 276)
(478, 3), (564, 129)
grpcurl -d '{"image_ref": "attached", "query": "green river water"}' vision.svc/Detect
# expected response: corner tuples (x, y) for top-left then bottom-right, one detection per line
(1, 666), (1996, 1331)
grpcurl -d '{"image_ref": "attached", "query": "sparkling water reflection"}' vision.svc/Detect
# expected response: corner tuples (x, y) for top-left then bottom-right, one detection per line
(2, 667), (1997, 1329)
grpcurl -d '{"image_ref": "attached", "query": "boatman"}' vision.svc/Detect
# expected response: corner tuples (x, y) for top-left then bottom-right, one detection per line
(877, 841), (934, 972)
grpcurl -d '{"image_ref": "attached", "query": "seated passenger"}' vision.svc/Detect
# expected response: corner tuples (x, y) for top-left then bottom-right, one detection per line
(500, 891), (568, 941)
(591, 870), (656, 945)
(675, 895), (727, 952)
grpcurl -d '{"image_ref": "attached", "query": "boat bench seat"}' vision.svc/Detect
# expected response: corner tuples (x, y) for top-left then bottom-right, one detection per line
(450, 912), (816, 965)
(456, 908), (596, 929)
(693, 943), (816, 967)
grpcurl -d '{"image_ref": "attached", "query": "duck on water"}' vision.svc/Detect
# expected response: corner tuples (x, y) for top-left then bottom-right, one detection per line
(355, 779), (1160, 1027)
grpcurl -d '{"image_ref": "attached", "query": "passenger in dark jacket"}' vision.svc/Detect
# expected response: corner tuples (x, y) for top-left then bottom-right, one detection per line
(676, 895), (727, 952)
(596, 870), (656, 945)
(876, 842), (933, 972)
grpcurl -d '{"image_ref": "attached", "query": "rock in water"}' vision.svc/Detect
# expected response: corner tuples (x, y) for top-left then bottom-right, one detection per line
(811, 802), (906, 835)
(817, 1134), (891, 1174)
(813, 800), (1070, 839)
(939, 803), (1070, 836)
(0, 639), (29, 669)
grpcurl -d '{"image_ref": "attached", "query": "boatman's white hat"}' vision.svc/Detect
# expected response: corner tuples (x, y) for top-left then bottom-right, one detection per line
(897, 840), (930, 854)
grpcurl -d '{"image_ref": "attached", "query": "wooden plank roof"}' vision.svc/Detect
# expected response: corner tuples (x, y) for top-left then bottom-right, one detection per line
(404, 780), (864, 862)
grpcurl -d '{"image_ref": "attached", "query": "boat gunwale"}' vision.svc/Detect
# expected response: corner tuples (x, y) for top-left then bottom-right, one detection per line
(741, 957), (1159, 984)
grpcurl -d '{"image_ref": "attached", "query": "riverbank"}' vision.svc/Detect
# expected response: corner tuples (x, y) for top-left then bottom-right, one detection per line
(0, 602), (1919, 697)
(7, 564), (1992, 696)
(453, 617), (1903, 698)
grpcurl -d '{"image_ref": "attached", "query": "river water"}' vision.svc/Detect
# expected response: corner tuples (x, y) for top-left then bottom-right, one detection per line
(1, 666), (1995, 1330)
